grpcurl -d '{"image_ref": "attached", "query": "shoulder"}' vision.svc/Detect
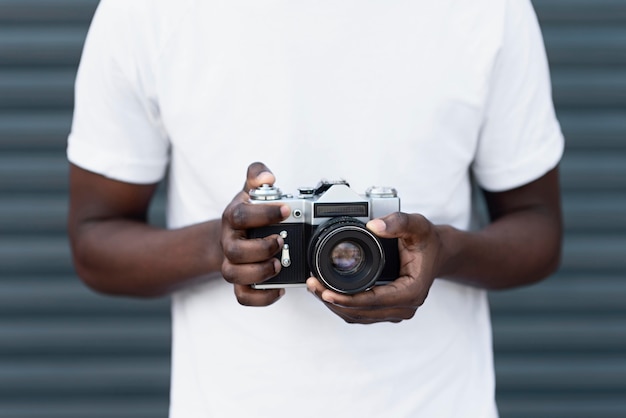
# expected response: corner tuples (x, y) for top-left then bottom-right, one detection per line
(95, 0), (196, 18)
(85, 0), (198, 80)
(92, 0), (197, 50)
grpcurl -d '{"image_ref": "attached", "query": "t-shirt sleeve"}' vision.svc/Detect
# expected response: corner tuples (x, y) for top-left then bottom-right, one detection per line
(67, 0), (170, 184)
(472, 0), (564, 192)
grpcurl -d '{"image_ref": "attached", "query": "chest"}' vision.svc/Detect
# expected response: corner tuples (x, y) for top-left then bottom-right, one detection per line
(155, 0), (499, 219)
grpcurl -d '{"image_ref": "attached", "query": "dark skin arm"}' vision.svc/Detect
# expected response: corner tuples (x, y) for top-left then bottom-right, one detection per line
(223, 163), (562, 323)
(306, 166), (563, 323)
(68, 163), (225, 297)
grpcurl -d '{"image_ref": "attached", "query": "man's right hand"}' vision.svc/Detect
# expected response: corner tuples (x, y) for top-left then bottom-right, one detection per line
(221, 162), (291, 306)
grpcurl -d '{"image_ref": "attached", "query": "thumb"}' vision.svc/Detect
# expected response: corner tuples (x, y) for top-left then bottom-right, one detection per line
(367, 212), (431, 242)
(366, 218), (388, 237)
(244, 162), (276, 192)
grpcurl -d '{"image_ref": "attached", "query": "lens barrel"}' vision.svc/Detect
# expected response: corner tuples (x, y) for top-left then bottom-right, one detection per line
(308, 217), (385, 294)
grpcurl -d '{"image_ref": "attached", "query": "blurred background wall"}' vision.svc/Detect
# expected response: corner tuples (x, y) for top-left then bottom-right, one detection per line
(0, 0), (624, 417)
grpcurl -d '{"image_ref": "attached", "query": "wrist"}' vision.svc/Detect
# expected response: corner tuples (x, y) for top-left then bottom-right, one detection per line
(194, 219), (224, 274)
(433, 224), (465, 279)
(207, 219), (225, 271)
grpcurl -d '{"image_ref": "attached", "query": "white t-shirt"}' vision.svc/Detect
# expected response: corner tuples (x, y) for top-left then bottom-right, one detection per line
(68, 0), (563, 416)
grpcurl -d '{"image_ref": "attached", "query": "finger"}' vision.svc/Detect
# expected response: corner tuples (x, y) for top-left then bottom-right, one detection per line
(326, 305), (416, 324)
(307, 275), (378, 306)
(306, 277), (327, 300)
(222, 257), (281, 286)
(244, 162), (276, 192)
(315, 276), (424, 309)
(223, 161), (277, 214)
(306, 277), (414, 323)
(223, 200), (290, 230)
(367, 212), (432, 244)
(222, 232), (283, 264)
(234, 284), (285, 307)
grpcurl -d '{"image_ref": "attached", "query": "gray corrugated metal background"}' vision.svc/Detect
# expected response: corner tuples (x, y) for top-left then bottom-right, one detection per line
(0, 1), (170, 417)
(0, 0), (624, 417)
(488, 2), (626, 417)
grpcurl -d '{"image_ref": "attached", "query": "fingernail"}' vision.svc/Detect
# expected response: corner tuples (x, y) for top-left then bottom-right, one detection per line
(273, 258), (282, 274)
(256, 171), (274, 184)
(280, 205), (291, 218)
(321, 291), (335, 304)
(367, 219), (386, 234)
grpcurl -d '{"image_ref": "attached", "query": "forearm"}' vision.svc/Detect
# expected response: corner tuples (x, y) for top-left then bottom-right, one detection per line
(70, 218), (223, 297)
(436, 207), (562, 289)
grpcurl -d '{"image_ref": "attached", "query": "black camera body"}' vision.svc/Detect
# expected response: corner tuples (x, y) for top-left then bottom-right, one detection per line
(247, 180), (400, 294)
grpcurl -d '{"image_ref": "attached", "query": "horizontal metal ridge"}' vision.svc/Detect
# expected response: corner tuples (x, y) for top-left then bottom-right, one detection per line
(552, 68), (626, 108)
(534, 0), (626, 23)
(2, 68), (626, 110)
(0, 69), (75, 110)
(2, 0), (626, 25)
(560, 234), (626, 273)
(490, 274), (626, 314)
(0, 111), (71, 151)
(0, 27), (87, 67)
(0, 400), (168, 418)
(0, 0), (98, 24)
(563, 193), (626, 232)
(559, 152), (626, 191)
(0, 358), (169, 395)
(0, 279), (170, 317)
(0, 319), (170, 356)
(0, 196), (68, 234)
(3, 25), (626, 68)
(0, 155), (69, 193)
(543, 26), (626, 66)
(498, 397), (626, 418)
(1, 109), (624, 153)
(3, 191), (623, 235)
(0, 195), (165, 234)
(0, 236), (73, 275)
(4, 154), (625, 193)
(496, 355), (626, 391)
(492, 318), (626, 352)
(558, 110), (626, 150)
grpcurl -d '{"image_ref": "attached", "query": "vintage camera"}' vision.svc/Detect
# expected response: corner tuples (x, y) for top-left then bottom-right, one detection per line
(248, 179), (400, 294)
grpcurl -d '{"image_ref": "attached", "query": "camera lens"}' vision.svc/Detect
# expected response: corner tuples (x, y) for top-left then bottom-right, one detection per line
(330, 241), (364, 274)
(308, 217), (385, 294)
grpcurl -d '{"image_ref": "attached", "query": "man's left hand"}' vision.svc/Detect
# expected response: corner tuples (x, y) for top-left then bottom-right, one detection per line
(306, 212), (443, 324)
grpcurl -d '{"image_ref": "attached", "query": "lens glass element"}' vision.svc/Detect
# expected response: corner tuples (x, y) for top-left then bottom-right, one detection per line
(330, 241), (364, 274)
(308, 217), (385, 294)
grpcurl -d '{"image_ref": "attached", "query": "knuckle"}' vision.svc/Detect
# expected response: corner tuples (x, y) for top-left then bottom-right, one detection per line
(396, 211), (410, 230)
(264, 236), (281, 255)
(229, 205), (249, 228)
(235, 287), (278, 307)
(413, 288), (430, 307)
(402, 309), (417, 320)
(237, 295), (253, 306)
(234, 287), (252, 305)
(221, 261), (236, 283)
(222, 260), (239, 284)
(222, 243), (243, 262)
(263, 258), (280, 279)
(343, 313), (366, 324)
(221, 201), (239, 223)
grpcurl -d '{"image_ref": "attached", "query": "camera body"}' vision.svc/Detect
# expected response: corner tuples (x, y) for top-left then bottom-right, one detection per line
(248, 180), (400, 294)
